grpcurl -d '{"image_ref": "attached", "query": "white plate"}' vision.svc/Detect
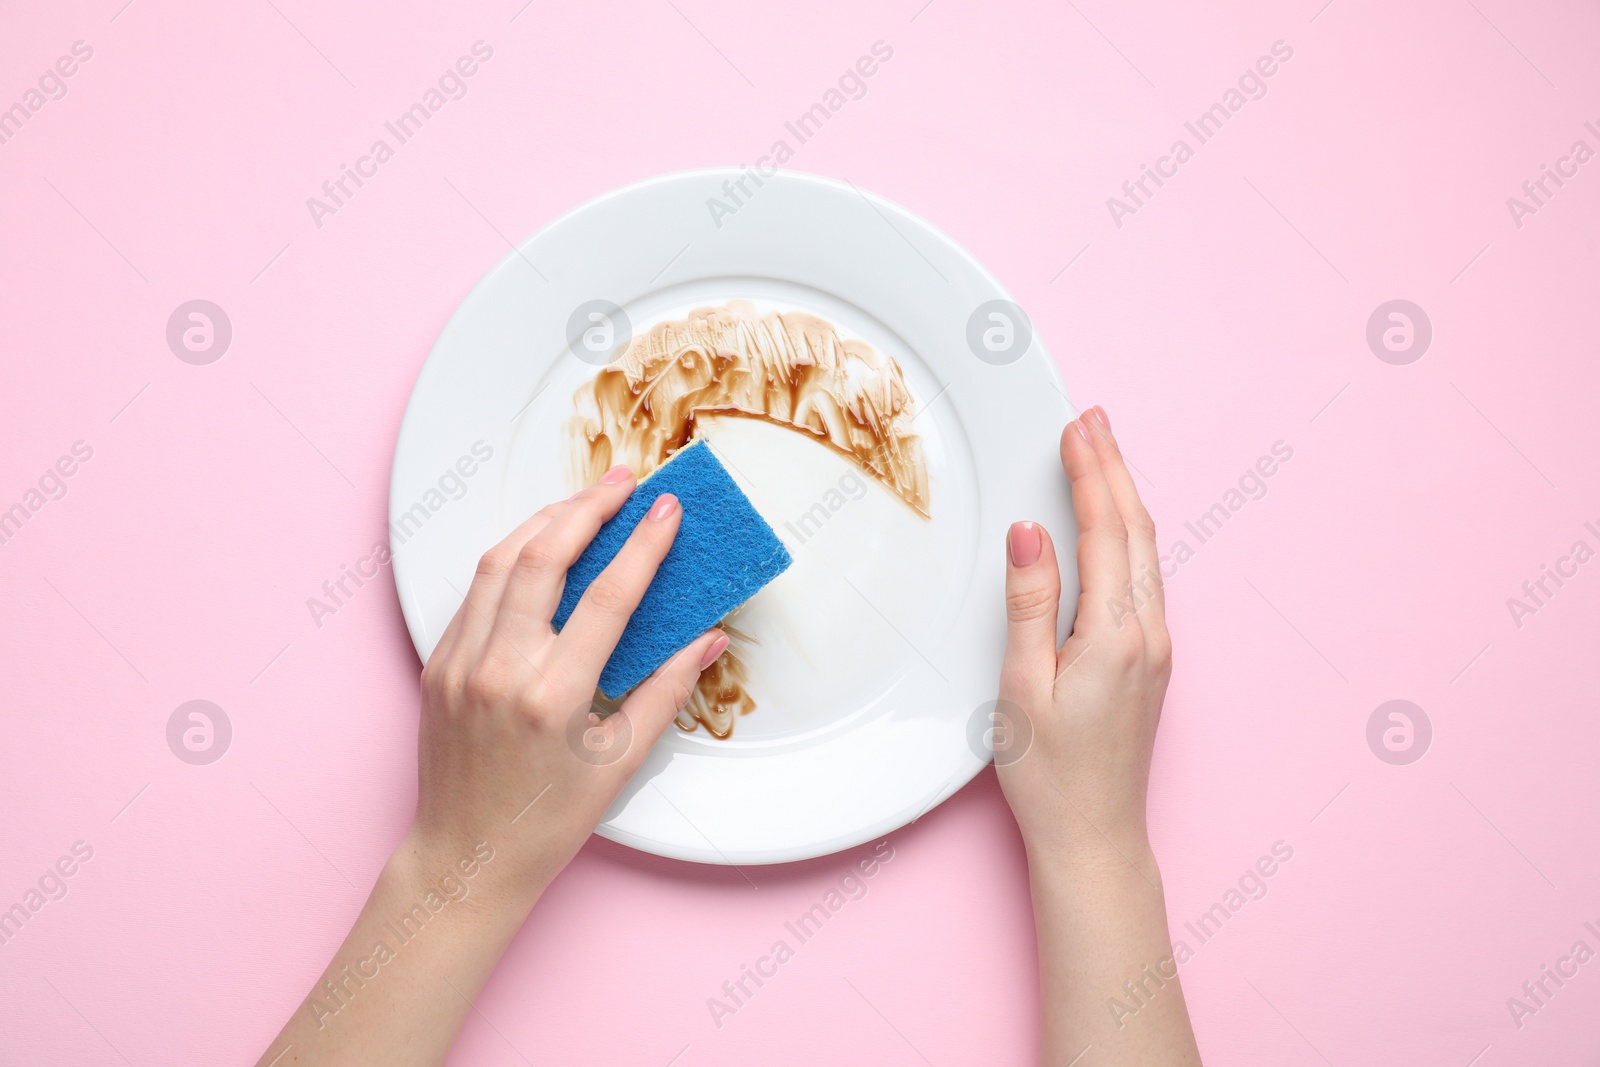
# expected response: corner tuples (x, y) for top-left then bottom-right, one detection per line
(390, 169), (1078, 865)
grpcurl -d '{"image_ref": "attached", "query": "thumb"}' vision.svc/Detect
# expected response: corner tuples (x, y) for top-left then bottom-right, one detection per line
(613, 629), (728, 771)
(1002, 521), (1061, 699)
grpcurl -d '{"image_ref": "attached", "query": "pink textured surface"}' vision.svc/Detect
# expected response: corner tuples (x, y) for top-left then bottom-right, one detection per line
(2, 1), (1598, 1064)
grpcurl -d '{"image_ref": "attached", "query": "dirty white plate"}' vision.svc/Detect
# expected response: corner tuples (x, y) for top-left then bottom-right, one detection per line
(390, 169), (1077, 864)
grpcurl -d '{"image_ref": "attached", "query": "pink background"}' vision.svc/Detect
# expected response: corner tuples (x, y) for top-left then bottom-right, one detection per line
(3, 0), (1598, 1063)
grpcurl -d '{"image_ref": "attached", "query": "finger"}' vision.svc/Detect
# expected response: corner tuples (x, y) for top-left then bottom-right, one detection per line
(555, 493), (681, 676)
(1060, 418), (1134, 637)
(1000, 520), (1061, 703)
(437, 505), (561, 663)
(490, 465), (637, 650)
(610, 628), (728, 776)
(1082, 407), (1165, 634)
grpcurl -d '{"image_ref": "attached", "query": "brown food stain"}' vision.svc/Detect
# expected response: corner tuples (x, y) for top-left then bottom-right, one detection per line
(672, 623), (755, 739)
(566, 300), (928, 738)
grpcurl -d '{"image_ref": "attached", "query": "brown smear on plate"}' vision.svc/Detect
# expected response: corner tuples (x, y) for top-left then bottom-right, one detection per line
(566, 300), (929, 738)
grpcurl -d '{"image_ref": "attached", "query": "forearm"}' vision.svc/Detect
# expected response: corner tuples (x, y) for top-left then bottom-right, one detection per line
(256, 834), (540, 1067)
(1027, 835), (1201, 1067)
(252, 470), (726, 1066)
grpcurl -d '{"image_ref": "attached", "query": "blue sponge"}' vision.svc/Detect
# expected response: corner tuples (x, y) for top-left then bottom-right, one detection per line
(553, 439), (792, 697)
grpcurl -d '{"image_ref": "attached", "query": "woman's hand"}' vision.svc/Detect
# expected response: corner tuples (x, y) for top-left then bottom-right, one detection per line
(996, 408), (1202, 1066)
(256, 465), (727, 1067)
(407, 463), (727, 907)
(996, 407), (1170, 864)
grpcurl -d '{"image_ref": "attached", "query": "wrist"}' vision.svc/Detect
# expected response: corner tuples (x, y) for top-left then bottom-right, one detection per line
(1022, 821), (1159, 890)
(387, 828), (543, 934)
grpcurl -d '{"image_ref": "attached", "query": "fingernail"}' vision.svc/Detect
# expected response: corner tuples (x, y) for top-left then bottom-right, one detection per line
(1009, 521), (1041, 567)
(699, 632), (729, 670)
(1073, 418), (1091, 443)
(1090, 406), (1110, 432)
(646, 493), (679, 522)
(601, 464), (632, 485)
